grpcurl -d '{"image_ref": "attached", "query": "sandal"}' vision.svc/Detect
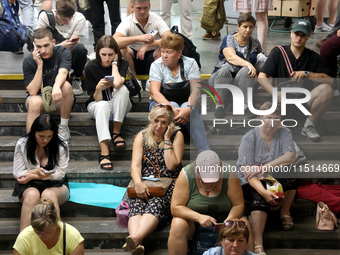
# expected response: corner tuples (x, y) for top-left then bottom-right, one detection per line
(98, 155), (113, 171)
(281, 215), (294, 231)
(112, 133), (126, 150)
(122, 235), (138, 252)
(254, 245), (266, 255)
(132, 245), (144, 255)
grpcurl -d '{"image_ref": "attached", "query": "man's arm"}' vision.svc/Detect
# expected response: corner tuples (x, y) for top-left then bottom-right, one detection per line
(26, 50), (44, 96)
(113, 32), (154, 49)
(52, 68), (69, 103)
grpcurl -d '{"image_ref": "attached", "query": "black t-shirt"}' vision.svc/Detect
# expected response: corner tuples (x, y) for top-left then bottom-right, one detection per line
(261, 45), (331, 78)
(23, 46), (71, 91)
(85, 59), (129, 107)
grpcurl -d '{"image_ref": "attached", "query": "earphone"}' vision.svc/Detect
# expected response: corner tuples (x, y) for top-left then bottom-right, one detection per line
(290, 34), (293, 38)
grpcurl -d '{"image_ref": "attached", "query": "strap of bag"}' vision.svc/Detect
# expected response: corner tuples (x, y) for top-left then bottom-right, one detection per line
(40, 10), (56, 29)
(63, 222), (66, 255)
(135, 21), (146, 34)
(142, 148), (161, 178)
(126, 67), (142, 104)
(246, 38), (253, 62)
(179, 58), (186, 81)
(274, 46), (294, 78)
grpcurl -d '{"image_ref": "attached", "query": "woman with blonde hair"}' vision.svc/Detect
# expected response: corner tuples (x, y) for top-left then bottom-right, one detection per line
(123, 104), (184, 255)
(13, 198), (84, 255)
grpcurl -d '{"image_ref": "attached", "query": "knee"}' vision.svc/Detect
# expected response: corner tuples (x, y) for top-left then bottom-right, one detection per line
(216, 67), (232, 80)
(41, 189), (57, 202)
(319, 84), (333, 100)
(62, 81), (74, 96)
(95, 100), (111, 114)
(115, 85), (130, 97)
(72, 43), (88, 56)
(22, 190), (41, 206)
(27, 96), (44, 112)
(169, 217), (190, 240)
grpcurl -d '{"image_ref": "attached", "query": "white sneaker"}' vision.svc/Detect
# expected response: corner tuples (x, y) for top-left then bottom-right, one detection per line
(314, 22), (332, 33)
(58, 125), (71, 141)
(87, 52), (96, 61)
(72, 77), (83, 95)
(301, 124), (321, 142)
(34, 0), (41, 7)
(145, 79), (150, 91)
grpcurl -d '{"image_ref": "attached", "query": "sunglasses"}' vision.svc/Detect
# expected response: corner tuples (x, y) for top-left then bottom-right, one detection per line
(154, 103), (172, 111)
(213, 220), (247, 233)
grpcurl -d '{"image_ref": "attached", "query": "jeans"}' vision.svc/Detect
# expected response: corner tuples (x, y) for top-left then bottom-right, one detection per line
(18, 0), (34, 33)
(89, 0), (121, 48)
(149, 99), (210, 153)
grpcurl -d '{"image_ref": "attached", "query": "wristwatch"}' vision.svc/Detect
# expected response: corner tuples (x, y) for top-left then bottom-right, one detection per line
(304, 71), (309, 78)
(188, 105), (195, 112)
(111, 61), (118, 66)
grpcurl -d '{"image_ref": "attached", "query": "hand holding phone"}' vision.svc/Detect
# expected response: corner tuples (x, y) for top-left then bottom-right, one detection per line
(105, 76), (114, 81)
(69, 37), (80, 43)
(44, 169), (56, 174)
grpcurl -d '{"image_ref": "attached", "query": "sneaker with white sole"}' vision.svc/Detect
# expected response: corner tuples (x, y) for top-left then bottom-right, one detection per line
(295, 150), (307, 166)
(87, 52), (96, 61)
(301, 124), (321, 142)
(314, 22), (332, 33)
(58, 125), (71, 141)
(145, 79), (150, 91)
(72, 77), (83, 95)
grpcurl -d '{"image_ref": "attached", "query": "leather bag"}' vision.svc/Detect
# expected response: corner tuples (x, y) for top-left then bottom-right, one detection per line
(316, 202), (338, 230)
(127, 177), (172, 199)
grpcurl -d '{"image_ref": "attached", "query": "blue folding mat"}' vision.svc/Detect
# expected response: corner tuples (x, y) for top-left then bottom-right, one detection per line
(69, 182), (127, 209)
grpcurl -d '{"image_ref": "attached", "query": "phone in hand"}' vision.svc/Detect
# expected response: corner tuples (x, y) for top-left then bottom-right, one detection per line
(105, 75), (114, 81)
(42, 164), (56, 174)
(69, 37), (80, 43)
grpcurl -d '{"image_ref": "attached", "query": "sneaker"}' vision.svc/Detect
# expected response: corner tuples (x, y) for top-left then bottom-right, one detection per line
(145, 79), (150, 91)
(333, 83), (340, 97)
(26, 31), (34, 52)
(295, 150), (307, 166)
(58, 125), (71, 141)
(87, 51), (96, 61)
(72, 77), (83, 96)
(301, 124), (321, 142)
(314, 22), (332, 33)
(13, 47), (24, 54)
(315, 39), (326, 48)
(34, 0), (41, 7)
(214, 106), (225, 118)
(202, 32), (221, 40)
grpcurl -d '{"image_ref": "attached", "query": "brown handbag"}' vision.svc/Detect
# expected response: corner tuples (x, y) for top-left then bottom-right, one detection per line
(127, 148), (173, 199)
(316, 202), (338, 230)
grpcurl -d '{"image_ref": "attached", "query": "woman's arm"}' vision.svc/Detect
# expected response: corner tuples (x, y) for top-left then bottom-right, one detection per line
(130, 132), (150, 199)
(171, 171), (217, 227)
(225, 172), (244, 220)
(163, 129), (184, 170)
(70, 242), (85, 255)
(111, 57), (125, 89)
(150, 81), (172, 105)
(248, 177), (279, 206)
(223, 47), (256, 77)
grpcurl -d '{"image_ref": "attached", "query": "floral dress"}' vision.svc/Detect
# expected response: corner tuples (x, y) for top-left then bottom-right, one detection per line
(128, 131), (182, 227)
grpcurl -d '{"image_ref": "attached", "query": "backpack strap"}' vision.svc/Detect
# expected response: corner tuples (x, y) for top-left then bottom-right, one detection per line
(63, 222), (66, 255)
(179, 58), (186, 81)
(39, 10), (56, 29)
(273, 46), (294, 78)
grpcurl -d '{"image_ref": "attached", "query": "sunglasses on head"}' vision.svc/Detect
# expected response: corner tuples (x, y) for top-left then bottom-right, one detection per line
(154, 103), (172, 111)
(213, 220), (247, 233)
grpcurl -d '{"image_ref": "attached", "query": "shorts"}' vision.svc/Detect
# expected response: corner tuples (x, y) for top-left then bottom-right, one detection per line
(12, 176), (69, 199)
(25, 94), (76, 113)
(132, 48), (155, 75)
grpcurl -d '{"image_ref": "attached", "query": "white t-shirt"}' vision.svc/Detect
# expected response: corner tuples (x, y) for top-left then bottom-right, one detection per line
(116, 12), (169, 51)
(38, 10), (86, 39)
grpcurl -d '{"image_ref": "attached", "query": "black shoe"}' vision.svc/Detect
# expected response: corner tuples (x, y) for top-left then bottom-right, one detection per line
(245, 107), (256, 118)
(214, 106), (225, 118)
(13, 47), (24, 54)
(26, 31), (34, 52)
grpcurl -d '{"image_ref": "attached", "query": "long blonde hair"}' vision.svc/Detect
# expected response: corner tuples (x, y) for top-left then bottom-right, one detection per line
(31, 198), (60, 232)
(142, 105), (179, 149)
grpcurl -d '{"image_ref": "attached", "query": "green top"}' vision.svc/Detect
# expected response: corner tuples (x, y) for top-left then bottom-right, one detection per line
(184, 162), (232, 222)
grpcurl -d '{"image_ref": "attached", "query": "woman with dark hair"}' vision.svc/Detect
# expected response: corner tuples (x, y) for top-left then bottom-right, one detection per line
(85, 35), (131, 170)
(13, 198), (84, 255)
(209, 13), (266, 118)
(12, 114), (70, 231)
(237, 102), (296, 255)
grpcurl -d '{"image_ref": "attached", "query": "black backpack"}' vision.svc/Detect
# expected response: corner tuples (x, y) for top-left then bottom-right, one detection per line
(38, 10), (66, 44)
(170, 25), (201, 69)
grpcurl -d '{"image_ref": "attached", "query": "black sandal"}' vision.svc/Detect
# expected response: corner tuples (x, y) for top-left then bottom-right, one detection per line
(99, 155), (113, 170)
(112, 133), (126, 150)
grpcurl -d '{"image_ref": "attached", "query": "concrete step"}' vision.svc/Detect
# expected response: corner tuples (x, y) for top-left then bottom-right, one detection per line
(1, 215), (340, 251)
(1, 135), (340, 161)
(1, 111), (340, 137)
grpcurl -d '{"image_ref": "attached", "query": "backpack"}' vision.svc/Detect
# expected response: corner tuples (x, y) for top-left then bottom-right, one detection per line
(39, 10), (66, 44)
(188, 226), (219, 255)
(200, 0), (226, 33)
(0, 0), (27, 52)
(170, 25), (201, 69)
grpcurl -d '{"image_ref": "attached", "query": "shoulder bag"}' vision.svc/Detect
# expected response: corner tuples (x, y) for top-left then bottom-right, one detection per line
(127, 148), (172, 199)
(316, 202), (338, 230)
(125, 67), (141, 105)
(41, 83), (57, 113)
(161, 58), (191, 105)
(0, 0), (27, 52)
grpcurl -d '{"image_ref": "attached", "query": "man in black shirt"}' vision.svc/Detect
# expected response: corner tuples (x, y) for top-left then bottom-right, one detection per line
(259, 19), (333, 142)
(23, 28), (73, 141)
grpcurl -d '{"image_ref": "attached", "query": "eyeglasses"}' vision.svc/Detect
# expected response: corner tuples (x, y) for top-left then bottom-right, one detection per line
(154, 103), (172, 111)
(213, 220), (247, 233)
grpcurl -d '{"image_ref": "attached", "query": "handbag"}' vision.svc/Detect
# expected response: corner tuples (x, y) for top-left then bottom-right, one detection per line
(127, 148), (172, 199)
(125, 68), (141, 105)
(116, 201), (129, 228)
(316, 202), (338, 230)
(161, 58), (191, 105)
(0, 0), (28, 52)
(41, 84), (57, 113)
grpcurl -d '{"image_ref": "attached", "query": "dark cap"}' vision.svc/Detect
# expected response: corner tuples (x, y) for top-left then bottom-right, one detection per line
(292, 19), (312, 36)
(195, 150), (221, 183)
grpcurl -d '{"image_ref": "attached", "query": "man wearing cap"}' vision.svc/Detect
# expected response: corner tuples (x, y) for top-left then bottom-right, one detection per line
(258, 19), (333, 142)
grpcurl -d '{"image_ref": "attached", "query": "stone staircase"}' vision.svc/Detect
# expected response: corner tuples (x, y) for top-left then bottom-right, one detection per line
(1, 76), (340, 254)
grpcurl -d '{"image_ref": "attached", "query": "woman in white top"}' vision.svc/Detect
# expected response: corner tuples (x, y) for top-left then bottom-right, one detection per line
(12, 114), (70, 231)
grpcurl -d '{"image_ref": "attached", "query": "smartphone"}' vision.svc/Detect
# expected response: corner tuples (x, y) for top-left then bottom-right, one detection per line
(105, 76), (114, 81)
(69, 37), (79, 43)
(44, 169), (56, 174)
(149, 30), (158, 37)
(42, 164), (56, 174)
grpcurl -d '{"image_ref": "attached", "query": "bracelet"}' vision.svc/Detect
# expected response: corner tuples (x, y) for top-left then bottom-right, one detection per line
(164, 141), (173, 146)
(163, 147), (173, 150)
(111, 61), (118, 66)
